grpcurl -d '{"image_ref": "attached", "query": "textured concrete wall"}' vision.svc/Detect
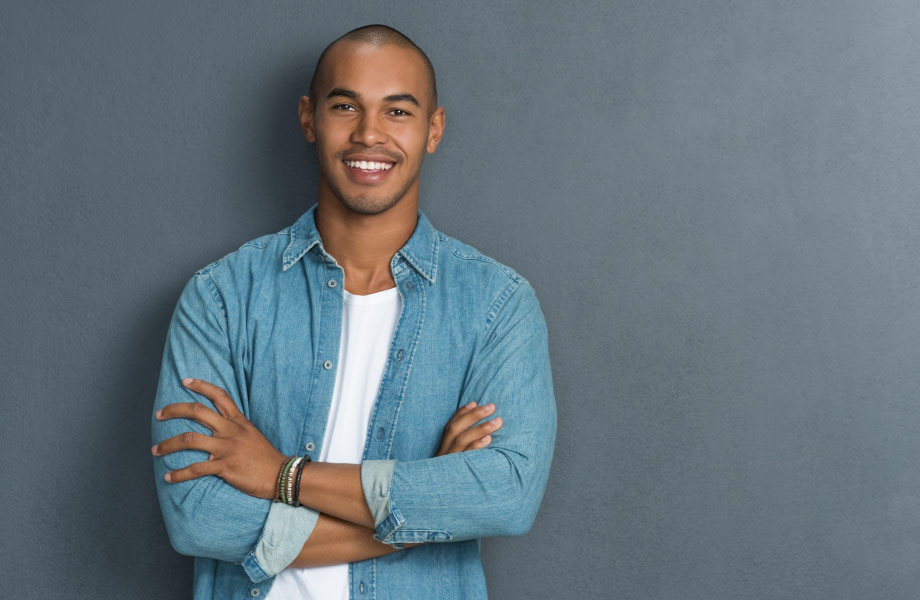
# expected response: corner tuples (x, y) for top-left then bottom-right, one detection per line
(3, 1), (920, 598)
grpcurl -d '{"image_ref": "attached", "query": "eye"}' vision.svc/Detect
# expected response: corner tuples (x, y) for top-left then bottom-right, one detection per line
(389, 109), (412, 117)
(331, 103), (356, 112)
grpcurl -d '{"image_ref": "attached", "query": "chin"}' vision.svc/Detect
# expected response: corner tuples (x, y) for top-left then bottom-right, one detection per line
(336, 193), (404, 216)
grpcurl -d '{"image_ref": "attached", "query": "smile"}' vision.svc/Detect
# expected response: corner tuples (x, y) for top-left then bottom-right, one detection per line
(343, 160), (394, 172)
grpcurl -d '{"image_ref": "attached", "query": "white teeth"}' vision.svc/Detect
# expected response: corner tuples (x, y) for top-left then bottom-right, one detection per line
(344, 160), (394, 171)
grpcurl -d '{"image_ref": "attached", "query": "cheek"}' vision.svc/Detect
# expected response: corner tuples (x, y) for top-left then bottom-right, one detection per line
(315, 120), (349, 146)
(396, 130), (430, 161)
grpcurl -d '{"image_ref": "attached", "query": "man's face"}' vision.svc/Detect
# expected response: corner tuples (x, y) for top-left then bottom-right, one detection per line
(301, 41), (445, 216)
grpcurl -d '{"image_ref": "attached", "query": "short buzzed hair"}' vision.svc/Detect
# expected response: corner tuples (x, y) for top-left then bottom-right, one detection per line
(309, 24), (438, 112)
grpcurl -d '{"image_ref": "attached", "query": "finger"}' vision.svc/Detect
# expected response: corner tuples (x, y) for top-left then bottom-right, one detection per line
(440, 403), (477, 436)
(451, 417), (502, 452)
(182, 378), (242, 420)
(464, 434), (492, 451)
(435, 405), (475, 456)
(163, 459), (221, 483)
(153, 431), (221, 457)
(448, 402), (478, 422)
(443, 403), (496, 439)
(156, 401), (225, 433)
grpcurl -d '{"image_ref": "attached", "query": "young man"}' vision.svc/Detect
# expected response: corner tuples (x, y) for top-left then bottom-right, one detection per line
(151, 25), (556, 599)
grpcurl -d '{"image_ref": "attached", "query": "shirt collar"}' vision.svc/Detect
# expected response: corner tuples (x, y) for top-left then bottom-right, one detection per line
(282, 205), (439, 284)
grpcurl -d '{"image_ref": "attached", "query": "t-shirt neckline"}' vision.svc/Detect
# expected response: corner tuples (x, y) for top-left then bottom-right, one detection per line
(343, 286), (399, 306)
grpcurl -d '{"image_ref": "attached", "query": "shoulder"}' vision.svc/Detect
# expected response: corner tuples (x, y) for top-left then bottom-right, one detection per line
(195, 228), (291, 278)
(182, 226), (294, 317)
(435, 230), (540, 325)
(439, 234), (522, 282)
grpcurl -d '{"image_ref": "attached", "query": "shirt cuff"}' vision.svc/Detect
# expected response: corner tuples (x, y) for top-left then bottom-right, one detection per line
(361, 459), (401, 544)
(241, 501), (320, 583)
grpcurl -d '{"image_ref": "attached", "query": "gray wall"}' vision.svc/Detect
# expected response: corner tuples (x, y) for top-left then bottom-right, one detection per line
(3, 1), (919, 598)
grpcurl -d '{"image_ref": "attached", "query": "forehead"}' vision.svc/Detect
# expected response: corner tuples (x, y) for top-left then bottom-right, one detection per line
(317, 41), (431, 105)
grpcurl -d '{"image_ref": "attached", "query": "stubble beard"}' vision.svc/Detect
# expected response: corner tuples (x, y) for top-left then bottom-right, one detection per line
(321, 155), (422, 216)
(325, 174), (418, 216)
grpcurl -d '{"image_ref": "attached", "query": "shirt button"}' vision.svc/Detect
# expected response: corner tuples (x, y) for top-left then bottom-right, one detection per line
(323, 360), (333, 370)
(407, 282), (414, 289)
(359, 581), (366, 595)
(376, 427), (384, 440)
(327, 279), (337, 288)
(250, 589), (261, 597)
(396, 349), (404, 361)
(305, 442), (315, 452)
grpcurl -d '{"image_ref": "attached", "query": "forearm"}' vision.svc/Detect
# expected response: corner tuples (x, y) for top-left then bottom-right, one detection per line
(288, 513), (400, 567)
(366, 447), (553, 545)
(296, 462), (375, 528)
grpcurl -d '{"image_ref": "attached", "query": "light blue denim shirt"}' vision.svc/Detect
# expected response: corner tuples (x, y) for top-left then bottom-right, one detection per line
(151, 206), (556, 599)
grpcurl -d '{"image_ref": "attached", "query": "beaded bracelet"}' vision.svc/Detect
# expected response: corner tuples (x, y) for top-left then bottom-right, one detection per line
(274, 456), (289, 502)
(292, 455), (311, 507)
(286, 457), (302, 504)
(276, 456), (297, 503)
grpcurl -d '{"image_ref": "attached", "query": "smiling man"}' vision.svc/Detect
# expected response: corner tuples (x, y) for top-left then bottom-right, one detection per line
(151, 25), (556, 599)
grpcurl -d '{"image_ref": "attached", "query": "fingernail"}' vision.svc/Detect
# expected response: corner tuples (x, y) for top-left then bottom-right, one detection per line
(466, 402), (476, 408)
(151, 445), (158, 455)
(155, 410), (163, 419)
(182, 378), (194, 386)
(164, 473), (173, 482)
(493, 418), (503, 427)
(482, 435), (492, 444)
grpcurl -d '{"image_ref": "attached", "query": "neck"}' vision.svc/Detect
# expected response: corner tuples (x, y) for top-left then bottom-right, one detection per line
(314, 195), (418, 295)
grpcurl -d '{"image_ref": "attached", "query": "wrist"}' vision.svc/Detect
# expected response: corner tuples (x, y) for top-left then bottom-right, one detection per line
(273, 455), (311, 506)
(273, 456), (296, 502)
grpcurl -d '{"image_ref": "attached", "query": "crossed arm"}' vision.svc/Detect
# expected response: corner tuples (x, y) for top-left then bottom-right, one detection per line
(152, 378), (502, 567)
(152, 275), (554, 576)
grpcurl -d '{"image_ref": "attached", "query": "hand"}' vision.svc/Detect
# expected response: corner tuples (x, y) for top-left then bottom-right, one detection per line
(152, 378), (286, 500)
(436, 402), (503, 456)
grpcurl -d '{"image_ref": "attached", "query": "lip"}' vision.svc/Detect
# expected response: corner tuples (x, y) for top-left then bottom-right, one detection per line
(341, 154), (397, 185)
(343, 153), (398, 164)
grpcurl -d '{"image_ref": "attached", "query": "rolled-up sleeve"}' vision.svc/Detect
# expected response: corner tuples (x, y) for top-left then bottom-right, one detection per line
(151, 273), (318, 582)
(361, 281), (556, 546)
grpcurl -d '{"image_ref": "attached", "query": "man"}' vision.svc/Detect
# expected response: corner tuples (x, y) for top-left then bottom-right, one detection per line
(151, 24), (556, 599)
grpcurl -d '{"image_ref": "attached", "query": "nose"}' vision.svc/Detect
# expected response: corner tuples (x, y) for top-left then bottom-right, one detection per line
(350, 111), (388, 147)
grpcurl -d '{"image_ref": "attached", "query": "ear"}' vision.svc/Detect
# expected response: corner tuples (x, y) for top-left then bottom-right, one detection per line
(299, 96), (316, 142)
(426, 107), (446, 154)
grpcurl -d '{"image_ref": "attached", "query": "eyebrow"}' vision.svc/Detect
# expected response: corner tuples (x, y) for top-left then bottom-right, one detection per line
(327, 88), (358, 100)
(326, 88), (420, 108)
(383, 93), (420, 107)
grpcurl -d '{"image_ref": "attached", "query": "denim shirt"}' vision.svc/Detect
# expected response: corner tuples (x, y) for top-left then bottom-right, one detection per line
(151, 206), (556, 599)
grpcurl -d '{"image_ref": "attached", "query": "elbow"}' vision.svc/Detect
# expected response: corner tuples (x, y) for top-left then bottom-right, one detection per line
(484, 473), (544, 538)
(165, 519), (209, 558)
(159, 489), (241, 561)
(154, 472), (264, 563)
(492, 518), (533, 538)
(490, 493), (540, 537)
(485, 449), (550, 537)
(160, 499), (252, 563)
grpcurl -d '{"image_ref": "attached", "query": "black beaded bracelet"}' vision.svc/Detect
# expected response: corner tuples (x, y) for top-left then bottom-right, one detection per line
(292, 455), (311, 507)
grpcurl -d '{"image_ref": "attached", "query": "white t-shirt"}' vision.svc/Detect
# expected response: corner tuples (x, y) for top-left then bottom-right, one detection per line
(266, 286), (402, 600)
